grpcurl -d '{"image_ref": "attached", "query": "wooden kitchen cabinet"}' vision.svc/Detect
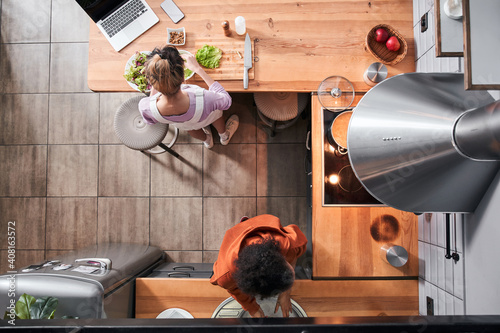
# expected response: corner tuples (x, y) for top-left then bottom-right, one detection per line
(311, 96), (419, 278)
(136, 278), (418, 318)
(312, 206), (418, 277)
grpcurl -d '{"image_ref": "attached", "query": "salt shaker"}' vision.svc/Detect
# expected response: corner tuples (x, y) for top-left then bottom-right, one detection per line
(222, 20), (231, 37)
(235, 16), (246, 35)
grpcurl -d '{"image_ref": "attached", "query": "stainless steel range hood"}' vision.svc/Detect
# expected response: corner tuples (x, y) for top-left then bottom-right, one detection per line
(348, 73), (500, 213)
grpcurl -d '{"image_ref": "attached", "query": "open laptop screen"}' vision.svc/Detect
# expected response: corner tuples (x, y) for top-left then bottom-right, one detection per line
(75, 0), (129, 22)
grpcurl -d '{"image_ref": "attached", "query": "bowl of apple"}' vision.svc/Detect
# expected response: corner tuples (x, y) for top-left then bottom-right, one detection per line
(366, 24), (407, 65)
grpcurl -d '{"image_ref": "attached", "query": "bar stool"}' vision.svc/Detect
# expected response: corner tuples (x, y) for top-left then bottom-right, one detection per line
(114, 95), (180, 157)
(254, 92), (309, 137)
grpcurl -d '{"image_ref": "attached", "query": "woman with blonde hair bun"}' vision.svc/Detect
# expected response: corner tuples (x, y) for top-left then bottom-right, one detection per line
(138, 45), (238, 148)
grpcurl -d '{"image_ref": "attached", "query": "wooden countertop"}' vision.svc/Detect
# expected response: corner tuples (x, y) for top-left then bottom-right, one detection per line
(136, 278), (418, 318)
(311, 95), (418, 278)
(88, 0), (415, 92)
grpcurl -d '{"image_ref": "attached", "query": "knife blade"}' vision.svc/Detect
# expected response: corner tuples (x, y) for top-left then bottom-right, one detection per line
(243, 33), (252, 90)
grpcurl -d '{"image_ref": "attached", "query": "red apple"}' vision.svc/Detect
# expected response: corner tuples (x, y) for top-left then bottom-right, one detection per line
(375, 28), (389, 43)
(386, 36), (401, 51)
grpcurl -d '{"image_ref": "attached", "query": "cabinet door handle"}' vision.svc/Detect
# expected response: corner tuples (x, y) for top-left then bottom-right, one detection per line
(167, 272), (191, 277)
(172, 265), (195, 271)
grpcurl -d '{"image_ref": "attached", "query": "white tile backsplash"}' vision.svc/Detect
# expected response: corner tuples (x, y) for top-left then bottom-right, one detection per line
(413, 24), (421, 60)
(424, 0), (434, 14)
(420, 51), (428, 72)
(418, 214), (424, 241)
(419, 240), (425, 279)
(436, 247), (445, 290)
(444, 246), (454, 294)
(454, 214), (464, 253)
(430, 213), (439, 246)
(414, 0), (463, 75)
(418, 206), (464, 315)
(425, 281), (433, 313)
(423, 213), (432, 242)
(424, 242), (431, 281)
(454, 297), (464, 315)
(431, 282), (439, 314)
(453, 255), (464, 300)
(430, 244), (438, 285)
(413, 0), (421, 27)
(436, 213), (446, 247)
(438, 288), (446, 315)
(418, 212), (464, 315)
(425, 10), (436, 52)
(445, 292), (455, 315)
(419, 278), (426, 315)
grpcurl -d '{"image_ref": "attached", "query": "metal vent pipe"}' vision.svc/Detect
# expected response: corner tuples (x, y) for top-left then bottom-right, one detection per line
(454, 100), (500, 161)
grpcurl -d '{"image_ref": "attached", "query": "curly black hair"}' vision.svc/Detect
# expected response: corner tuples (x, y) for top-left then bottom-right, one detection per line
(233, 237), (294, 299)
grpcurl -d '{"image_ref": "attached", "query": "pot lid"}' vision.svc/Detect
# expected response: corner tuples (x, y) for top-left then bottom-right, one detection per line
(317, 76), (354, 112)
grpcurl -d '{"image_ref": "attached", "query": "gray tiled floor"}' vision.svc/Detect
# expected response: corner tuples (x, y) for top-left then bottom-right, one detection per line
(0, 0), (311, 273)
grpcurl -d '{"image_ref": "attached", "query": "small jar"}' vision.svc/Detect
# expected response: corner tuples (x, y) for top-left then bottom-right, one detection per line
(235, 16), (246, 35)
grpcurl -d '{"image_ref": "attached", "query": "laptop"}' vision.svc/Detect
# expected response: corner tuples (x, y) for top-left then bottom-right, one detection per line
(76, 0), (159, 51)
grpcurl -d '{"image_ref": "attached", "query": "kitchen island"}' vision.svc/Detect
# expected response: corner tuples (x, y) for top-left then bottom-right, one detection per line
(88, 0), (415, 92)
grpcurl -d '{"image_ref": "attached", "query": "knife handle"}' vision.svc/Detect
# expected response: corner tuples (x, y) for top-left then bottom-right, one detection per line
(244, 68), (249, 90)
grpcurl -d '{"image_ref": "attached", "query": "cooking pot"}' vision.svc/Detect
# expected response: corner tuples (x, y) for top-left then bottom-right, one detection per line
(326, 110), (353, 154)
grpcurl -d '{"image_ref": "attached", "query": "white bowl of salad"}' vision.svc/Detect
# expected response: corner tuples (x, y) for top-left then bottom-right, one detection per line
(124, 51), (151, 93)
(124, 50), (195, 92)
(179, 49), (195, 81)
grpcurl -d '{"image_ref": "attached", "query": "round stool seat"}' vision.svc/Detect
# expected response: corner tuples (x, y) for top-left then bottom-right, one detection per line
(254, 92), (308, 121)
(114, 96), (168, 151)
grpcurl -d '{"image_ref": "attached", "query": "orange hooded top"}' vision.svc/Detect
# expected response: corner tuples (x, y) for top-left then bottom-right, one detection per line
(209, 214), (307, 315)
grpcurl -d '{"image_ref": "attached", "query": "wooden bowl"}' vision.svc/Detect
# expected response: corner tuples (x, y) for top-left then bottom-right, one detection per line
(366, 24), (407, 65)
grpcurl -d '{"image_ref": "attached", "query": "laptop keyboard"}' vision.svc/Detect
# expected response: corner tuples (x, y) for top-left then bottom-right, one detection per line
(101, 0), (147, 37)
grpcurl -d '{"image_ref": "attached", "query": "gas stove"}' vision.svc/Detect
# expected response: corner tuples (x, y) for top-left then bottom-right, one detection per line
(322, 108), (383, 206)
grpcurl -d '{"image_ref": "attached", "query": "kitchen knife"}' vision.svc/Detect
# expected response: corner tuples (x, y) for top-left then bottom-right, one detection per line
(243, 33), (252, 89)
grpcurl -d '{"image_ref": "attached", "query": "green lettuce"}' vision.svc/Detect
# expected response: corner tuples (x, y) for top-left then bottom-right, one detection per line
(195, 45), (222, 69)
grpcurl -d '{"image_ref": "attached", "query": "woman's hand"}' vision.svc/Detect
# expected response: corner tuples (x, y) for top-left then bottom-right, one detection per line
(181, 53), (201, 73)
(182, 53), (215, 87)
(275, 290), (293, 317)
(250, 307), (266, 318)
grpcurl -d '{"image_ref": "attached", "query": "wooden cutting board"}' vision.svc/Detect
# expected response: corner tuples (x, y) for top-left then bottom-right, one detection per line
(187, 38), (255, 82)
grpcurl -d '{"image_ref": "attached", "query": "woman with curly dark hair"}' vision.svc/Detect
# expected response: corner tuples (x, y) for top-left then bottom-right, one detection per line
(210, 214), (307, 318)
